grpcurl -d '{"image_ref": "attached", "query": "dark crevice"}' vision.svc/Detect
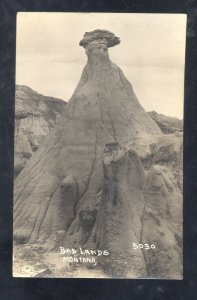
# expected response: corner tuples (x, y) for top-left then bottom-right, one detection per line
(67, 132), (98, 234)
(108, 111), (118, 144)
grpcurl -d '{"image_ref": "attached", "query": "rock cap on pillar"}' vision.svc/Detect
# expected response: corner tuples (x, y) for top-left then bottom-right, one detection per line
(79, 29), (121, 49)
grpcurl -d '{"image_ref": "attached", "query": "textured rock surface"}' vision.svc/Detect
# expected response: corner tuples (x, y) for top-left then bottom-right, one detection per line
(148, 111), (183, 134)
(79, 29), (120, 48)
(153, 133), (183, 192)
(142, 164), (182, 278)
(14, 30), (182, 278)
(98, 146), (147, 277)
(14, 85), (66, 177)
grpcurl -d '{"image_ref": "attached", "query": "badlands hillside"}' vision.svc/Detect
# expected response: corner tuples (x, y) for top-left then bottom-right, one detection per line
(14, 30), (183, 279)
(148, 111), (183, 134)
(14, 85), (66, 177)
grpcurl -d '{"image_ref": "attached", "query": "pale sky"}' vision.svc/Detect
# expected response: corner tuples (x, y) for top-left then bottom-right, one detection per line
(16, 13), (186, 118)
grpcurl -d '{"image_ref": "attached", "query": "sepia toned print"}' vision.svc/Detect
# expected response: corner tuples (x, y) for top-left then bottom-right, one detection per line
(13, 13), (186, 278)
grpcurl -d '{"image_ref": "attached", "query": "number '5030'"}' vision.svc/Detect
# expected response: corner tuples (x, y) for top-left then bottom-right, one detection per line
(133, 243), (155, 250)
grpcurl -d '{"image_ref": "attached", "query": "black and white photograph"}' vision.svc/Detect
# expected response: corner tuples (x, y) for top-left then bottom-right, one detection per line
(13, 12), (186, 279)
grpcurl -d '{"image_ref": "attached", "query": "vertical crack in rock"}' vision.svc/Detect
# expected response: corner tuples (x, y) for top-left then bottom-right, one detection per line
(108, 111), (118, 144)
(67, 132), (98, 236)
(36, 184), (61, 241)
(80, 132), (98, 200)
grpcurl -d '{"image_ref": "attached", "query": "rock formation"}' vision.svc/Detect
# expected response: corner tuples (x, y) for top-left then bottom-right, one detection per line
(14, 85), (66, 177)
(148, 111), (183, 134)
(14, 30), (182, 279)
